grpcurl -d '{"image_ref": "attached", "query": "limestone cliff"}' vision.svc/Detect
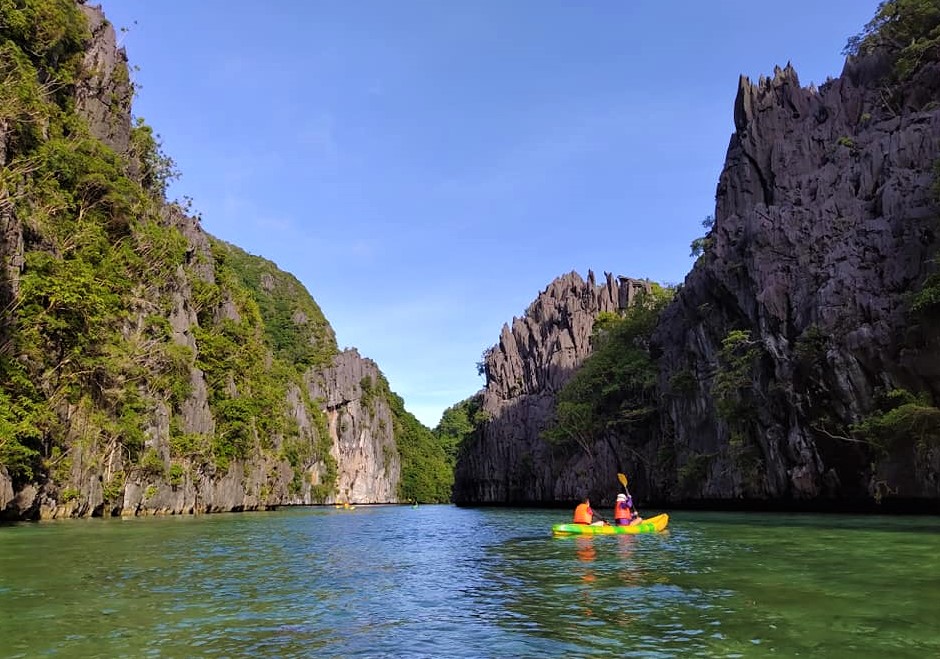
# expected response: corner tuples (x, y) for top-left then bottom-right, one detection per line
(306, 350), (401, 504)
(454, 20), (940, 510)
(650, 55), (940, 508)
(452, 271), (651, 505)
(0, 1), (418, 519)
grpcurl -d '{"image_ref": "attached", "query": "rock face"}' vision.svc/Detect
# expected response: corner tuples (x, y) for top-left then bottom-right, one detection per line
(454, 55), (940, 510)
(0, 2), (404, 519)
(3, 348), (400, 519)
(75, 3), (133, 154)
(650, 58), (940, 507)
(452, 271), (651, 505)
(307, 350), (401, 504)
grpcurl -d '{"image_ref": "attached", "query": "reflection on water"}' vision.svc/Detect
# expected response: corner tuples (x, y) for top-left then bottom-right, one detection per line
(574, 536), (597, 585)
(480, 510), (940, 658)
(1, 508), (939, 657)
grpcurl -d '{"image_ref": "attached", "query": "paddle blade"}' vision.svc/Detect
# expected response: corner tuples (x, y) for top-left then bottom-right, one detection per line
(617, 472), (628, 488)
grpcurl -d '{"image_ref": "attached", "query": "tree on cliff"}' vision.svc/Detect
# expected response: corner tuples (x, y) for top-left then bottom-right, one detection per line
(543, 285), (674, 459)
(0, 0), (339, 513)
(844, 0), (940, 79)
(433, 394), (485, 465)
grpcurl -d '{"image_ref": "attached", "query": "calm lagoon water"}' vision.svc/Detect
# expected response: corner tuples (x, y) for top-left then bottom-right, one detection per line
(1, 506), (938, 657)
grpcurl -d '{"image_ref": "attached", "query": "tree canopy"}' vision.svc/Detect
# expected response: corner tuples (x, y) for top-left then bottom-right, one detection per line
(544, 285), (674, 457)
(844, 0), (940, 79)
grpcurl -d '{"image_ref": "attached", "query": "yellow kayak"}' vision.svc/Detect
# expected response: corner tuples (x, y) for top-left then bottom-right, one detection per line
(552, 513), (669, 536)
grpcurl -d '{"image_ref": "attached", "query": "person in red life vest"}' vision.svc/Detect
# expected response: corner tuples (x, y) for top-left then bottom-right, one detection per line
(573, 497), (606, 525)
(614, 493), (643, 525)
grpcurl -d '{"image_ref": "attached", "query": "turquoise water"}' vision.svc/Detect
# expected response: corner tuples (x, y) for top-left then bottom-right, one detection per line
(1, 507), (938, 657)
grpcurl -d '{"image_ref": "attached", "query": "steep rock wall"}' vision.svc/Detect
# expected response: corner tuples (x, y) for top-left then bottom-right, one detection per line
(651, 58), (940, 506)
(453, 271), (650, 505)
(75, 2), (132, 154)
(307, 350), (401, 504)
(454, 54), (940, 510)
(0, 2), (403, 518)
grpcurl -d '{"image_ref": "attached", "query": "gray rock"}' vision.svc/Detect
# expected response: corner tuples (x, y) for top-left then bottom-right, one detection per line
(0, 467), (13, 513)
(0, 3), (406, 519)
(654, 53), (940, 504)
(307, 349), (401, 504)
(75, 4), (132, 154)
(453, 271), (651, 505)
(456, 51), (940, 509)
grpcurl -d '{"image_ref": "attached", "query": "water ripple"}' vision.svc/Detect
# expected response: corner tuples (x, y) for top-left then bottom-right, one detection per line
(1, 508), (939, 657)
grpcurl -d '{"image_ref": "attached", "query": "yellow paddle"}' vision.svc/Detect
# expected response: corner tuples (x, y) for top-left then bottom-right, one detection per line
(617, 472), (629, 493)
(617, 472), (637, 516)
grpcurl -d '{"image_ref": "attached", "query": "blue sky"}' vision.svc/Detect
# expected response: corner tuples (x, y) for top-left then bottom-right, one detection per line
(101, 1), (879, 427)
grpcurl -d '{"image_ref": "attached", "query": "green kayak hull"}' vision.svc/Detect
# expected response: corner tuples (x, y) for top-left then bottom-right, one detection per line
(552, 513), (669, 536)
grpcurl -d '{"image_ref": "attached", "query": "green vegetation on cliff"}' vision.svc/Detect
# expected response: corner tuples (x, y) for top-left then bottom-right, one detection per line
(1, 0), (140, 482)
(544, 285), (674, 457)
(850, 388), (940, 501)
(0, 1), (339, 504)
(712, 329), (767, 493)
(222, 243), (336, 367)
(844, 0), (940, 79)
(434, 394), (485, 466)
(853, 389), (940, 456)
(187, 239), (338, 484)
(909, 161), (940, 315)
(374, 375), (453, 503)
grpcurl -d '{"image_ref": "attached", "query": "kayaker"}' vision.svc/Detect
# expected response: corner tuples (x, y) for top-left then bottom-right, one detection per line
(573, 497), (606, 525)
(614, 493), (643, 526)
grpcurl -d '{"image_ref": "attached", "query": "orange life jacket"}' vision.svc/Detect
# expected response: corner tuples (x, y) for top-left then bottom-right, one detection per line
(573, 503), (593, 524)
(614, 501), (632, 521)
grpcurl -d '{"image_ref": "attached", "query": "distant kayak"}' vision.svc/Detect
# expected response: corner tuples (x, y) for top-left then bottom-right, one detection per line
(552, 513), (669, 536)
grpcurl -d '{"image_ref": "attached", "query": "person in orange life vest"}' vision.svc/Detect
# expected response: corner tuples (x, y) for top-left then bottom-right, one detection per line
(573, 497), (606, 525)
(614, 493), (643, 525)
